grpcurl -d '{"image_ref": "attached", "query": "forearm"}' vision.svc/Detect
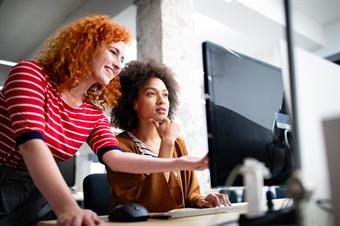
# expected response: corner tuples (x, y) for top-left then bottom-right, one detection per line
(19, 139), (78, 216)
(104, 149), (208, 174)
(104, 150), (176, 174)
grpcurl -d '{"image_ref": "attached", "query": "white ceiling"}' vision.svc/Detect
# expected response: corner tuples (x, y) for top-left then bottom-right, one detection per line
(193, 0), (340, 67)
(0, 0), (133, 63)
(293, 0), (340, 24)
(0, 0), (339, 66)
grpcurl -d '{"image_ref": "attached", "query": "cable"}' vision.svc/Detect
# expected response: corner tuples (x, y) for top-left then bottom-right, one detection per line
(266, 189), (274, 212)
(224, 164), (242, 187)
(284, 129), (291, 149)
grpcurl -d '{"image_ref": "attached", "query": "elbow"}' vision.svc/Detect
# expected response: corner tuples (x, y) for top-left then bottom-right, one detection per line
(102, 150), (122, 172)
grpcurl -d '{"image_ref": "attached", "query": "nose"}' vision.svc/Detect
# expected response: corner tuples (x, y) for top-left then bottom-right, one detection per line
(157, 93), (166, 104)
(113, 57), (122, 70)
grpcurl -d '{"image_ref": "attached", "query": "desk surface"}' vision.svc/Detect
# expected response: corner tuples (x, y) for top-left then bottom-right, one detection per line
(39, 199), (289, 226)
(39, 211), (242, 226)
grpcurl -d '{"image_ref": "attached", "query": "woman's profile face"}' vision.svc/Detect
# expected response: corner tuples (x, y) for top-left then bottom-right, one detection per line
(134, 77), (170, 123)
(90, 41), (126, 85)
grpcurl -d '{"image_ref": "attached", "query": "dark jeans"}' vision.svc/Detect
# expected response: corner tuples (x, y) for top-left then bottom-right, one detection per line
(0, 166), (55, 226)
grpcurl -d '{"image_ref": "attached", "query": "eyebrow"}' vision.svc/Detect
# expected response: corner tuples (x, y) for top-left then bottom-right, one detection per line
(108, 45), (124, 62)
(108, 45), (120, 54)
(144, 87), (168, 92)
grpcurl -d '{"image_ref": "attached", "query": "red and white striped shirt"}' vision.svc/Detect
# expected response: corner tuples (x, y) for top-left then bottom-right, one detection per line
(0, 60), (121, 169)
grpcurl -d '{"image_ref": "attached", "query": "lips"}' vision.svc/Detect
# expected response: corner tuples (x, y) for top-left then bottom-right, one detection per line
(105, 66), (115, 78)
(156, 107), (167, 114)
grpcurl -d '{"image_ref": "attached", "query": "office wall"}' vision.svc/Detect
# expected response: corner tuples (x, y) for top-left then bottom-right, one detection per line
(295, 50), (339, 226)
(281, 43), (340, 226)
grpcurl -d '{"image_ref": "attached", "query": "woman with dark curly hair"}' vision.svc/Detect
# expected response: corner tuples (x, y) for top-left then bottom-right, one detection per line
(108, 59), (230, 212)
(0, 16), (207, 226)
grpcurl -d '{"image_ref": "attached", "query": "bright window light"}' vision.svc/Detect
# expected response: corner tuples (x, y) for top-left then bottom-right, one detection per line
(0, 60), (17, 66)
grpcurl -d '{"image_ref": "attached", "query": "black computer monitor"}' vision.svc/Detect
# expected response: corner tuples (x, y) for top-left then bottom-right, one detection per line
(203, 41), (293, 188)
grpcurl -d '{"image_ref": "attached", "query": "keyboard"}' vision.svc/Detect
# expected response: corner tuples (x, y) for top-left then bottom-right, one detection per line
(149, 202), (247, 219)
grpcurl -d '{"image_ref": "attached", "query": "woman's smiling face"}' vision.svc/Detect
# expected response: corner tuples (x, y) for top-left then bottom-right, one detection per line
(90, 41), (126, 85)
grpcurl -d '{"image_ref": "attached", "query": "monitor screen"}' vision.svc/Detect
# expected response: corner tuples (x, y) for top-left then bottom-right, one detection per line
(203, 41), (292, 187)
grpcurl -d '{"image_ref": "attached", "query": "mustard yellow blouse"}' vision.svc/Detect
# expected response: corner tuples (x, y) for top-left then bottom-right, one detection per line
(106, 131), (202, 212)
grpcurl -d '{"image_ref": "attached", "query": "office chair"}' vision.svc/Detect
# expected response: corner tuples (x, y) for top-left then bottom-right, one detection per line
(83, 173), (112, 215)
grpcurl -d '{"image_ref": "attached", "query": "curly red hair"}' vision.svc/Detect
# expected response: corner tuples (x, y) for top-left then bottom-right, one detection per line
(36, 15), (131, 108)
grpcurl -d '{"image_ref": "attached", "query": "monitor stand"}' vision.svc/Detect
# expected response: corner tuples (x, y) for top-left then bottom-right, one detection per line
(237, 170), (311, 226)
(238, 208), (296, 226)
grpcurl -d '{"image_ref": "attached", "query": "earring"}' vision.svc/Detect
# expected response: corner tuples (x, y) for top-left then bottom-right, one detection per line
(93, 85), (101, 101)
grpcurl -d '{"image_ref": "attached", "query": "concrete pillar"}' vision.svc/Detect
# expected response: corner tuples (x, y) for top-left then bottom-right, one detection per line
(136, 0), (210, 191)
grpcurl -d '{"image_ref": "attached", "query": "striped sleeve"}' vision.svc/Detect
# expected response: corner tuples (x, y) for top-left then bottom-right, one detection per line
(2, 61), (47, 145)
(87, 114), (122, 163)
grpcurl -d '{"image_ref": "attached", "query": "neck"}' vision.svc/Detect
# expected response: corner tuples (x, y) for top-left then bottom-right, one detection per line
(61, 87), (86, 107)
(61, 91), (84, 107)
(132, 122), (159, 144)
(61, 80), (95, 107)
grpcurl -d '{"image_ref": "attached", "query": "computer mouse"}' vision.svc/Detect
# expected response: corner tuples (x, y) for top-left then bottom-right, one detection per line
(108, 203), (149, 222)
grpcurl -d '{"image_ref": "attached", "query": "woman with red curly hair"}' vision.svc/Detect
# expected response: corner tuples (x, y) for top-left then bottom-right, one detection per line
(0, 15), (207, 226)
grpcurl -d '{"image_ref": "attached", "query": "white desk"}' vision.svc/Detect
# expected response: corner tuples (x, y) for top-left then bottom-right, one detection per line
(39, 199), (290, 226)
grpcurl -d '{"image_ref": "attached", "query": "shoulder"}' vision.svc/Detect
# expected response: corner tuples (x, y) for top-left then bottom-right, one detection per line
(116, 131), (130, 142)
(14, 60), (42, 70)
(3, 60), (51, 96)
(116, 131), (139, 154)
(12, 61), (47, 79)
(8, 60), (49, 87)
